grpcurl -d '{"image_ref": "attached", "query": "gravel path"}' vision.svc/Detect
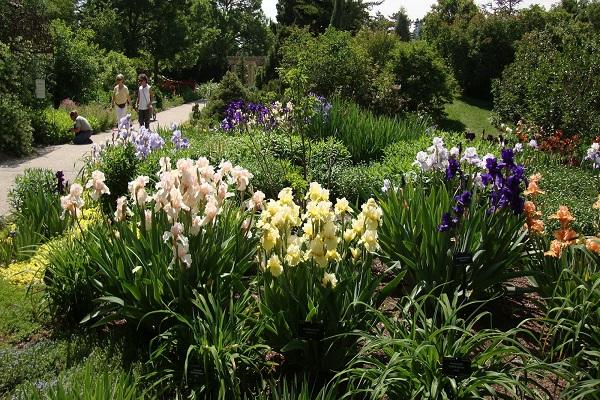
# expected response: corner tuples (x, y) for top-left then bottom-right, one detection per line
(0, 102), (199, 215)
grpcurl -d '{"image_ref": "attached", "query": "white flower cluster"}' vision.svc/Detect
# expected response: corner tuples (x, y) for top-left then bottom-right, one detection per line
(414, 137), (450, 172)
(414, 137), (495, 172)
(585, 142), (600, 169)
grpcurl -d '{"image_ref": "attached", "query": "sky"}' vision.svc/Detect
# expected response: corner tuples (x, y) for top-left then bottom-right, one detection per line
(261, 0), (559, 21)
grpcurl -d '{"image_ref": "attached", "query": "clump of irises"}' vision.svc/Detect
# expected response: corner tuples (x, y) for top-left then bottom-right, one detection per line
(412, 138), (528, 232)
(220, 94), (331, 132)
(170, 123), (190, 151)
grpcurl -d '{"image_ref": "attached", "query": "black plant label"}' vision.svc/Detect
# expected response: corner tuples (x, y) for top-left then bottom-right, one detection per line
(442, 357), (472, 377)
(298, 321), (325, 341)
(453, 252), (473, 268)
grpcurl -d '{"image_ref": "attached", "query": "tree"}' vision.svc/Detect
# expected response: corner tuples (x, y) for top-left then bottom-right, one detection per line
(367, 11), (394, 31)
(393, 7), (411, 41)
(276, 0), (373, 32)
(489, 0), (524, 14)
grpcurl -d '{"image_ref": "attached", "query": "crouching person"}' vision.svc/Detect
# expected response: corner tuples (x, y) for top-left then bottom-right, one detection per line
(70, 110), (93, 144)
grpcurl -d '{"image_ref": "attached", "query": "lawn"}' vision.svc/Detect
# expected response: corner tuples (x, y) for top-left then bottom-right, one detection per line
(442, 96), (500, 136)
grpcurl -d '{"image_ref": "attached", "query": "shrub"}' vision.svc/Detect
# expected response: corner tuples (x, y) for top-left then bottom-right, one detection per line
(385, 40), (457, 117)
(0, 95), (33, 156)
(100, 50), (137, 92)
(8, 168), (58, 212)
(493, 24), (600, 142)
(41, 108), (73, 144)
(196, 81), (219, 100)
(201, 71), (250, 122)
(91, 143), (139, 213)
(50, 20), (102, 104)
(279, 28), (374, 106)
(77, 103), (116, 132)
(353, 29), (400, 69)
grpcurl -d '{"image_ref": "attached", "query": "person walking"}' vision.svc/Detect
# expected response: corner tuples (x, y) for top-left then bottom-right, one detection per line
(135, 74), (153, 129)
(112, 74), (131, 125)
(69, 110), (93, 144)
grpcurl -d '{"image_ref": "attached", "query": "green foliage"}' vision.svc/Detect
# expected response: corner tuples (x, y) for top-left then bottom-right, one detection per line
(386, 40), (457, 116)
(0, 94), (34, 156)
(422, 0), (528, 99)
(40, 108), (73, 145)
(50, 20), (102, 104)
(0, 39), (51, 110)
(18, 364), (143, 400)
(394, 7), (411, 41)
(92, 143), (139, 213)
(276, 0), (369, 32)
(493, 24), (600, 141)
(280, 28), (374, 105)
(100, 51), (137, 92)
(8, 168), (57, 213)
(43, 235), (96, 321)
(201, 71), (251, 122)
(353, 29), (399, 69)
(309, 99), (429, 162)
(0, 335), (95, 395)
(148, 291), (269, 398)
(0, 278), (44, 344)
(544, 268), (600, 396)
(338, 290), (550, 399)
(379, 178), (528, 298)
(76, 202), (256, 331)
(197, 81), (219, 100)
(8, 169), (67, 259)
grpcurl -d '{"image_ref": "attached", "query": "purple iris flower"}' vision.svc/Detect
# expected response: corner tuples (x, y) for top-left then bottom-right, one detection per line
(445, 158), (461, 181)
(55, 171), (65, 194)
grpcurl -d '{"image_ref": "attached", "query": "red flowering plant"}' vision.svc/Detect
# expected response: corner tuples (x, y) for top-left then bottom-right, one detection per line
(512, 120), (582, 166)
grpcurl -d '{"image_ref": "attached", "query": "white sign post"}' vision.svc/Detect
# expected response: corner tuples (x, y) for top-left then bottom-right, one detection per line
(35, 79), (45, 99)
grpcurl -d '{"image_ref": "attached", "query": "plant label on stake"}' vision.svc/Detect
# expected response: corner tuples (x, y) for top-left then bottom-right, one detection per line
(188, 364), (205, 384)
(298, 321), (325, 341)
(442, 357), (472, 378)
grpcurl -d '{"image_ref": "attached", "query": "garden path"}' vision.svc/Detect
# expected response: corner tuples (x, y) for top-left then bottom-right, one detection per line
(0, 102), (200, 215)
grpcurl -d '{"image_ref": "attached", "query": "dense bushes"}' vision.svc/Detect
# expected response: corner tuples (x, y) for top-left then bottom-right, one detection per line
(493, 25), (600, 142)
(0, 95), (34, 156)
(201, 71), (251, 122)
(279, 28), (456, 118)
(280, 28), (374, 106)
(385, 40), (457, 116)
(50, 20), (102, 105)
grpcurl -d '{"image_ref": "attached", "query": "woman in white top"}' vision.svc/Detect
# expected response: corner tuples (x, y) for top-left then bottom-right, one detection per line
(135, 73), (153, 129)
(112, 74), (131, 125)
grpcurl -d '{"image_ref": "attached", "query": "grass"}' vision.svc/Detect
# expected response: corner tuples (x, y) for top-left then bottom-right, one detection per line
(442, 96), (500, 136)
